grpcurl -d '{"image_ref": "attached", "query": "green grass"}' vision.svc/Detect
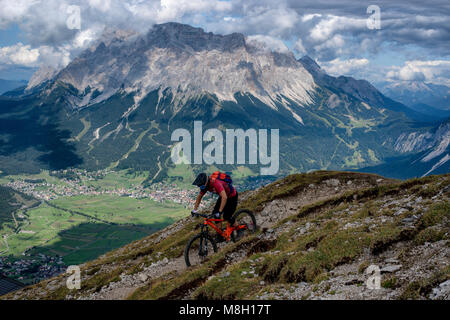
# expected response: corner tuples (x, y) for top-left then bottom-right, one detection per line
(192, 260), (260, 299)
(71, 117), (91, 142)
(166, 164), (196, 188)
(82, 170), (149, 190)
(399, 266), (450, 299)
(31, 223), (151, 265)
(1, 194), (187, 265)
(421, 202), (449, 227)
(238, 171), (388, 213)
(0, 169), (188, 266)
(50, 195), (185, 225)
(0, 170), (71, 187)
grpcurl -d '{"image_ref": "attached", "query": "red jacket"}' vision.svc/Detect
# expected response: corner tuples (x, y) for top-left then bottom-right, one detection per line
(201, 179), (237, 198)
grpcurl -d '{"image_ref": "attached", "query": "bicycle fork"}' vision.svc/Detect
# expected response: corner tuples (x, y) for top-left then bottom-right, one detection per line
(198, 228), (209, 257)
(199, 238), (207, 257)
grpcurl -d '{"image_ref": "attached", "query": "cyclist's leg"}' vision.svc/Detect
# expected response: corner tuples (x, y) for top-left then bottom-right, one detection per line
(213, 197), (225, 241)
(213, 196), (221, 223)
(212, 197), (221, 215)
(223, 193), (238, 226)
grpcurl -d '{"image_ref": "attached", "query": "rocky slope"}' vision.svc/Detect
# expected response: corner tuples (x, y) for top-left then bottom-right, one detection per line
(3, 171), (448, 300)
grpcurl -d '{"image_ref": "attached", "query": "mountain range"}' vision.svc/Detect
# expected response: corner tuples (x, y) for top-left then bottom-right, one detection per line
(380, 81), (450, 120)
(0, 22), (448, 180)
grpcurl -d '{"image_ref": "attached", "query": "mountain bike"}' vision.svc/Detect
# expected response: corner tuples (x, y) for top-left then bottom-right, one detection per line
(184, 209), (257, 267)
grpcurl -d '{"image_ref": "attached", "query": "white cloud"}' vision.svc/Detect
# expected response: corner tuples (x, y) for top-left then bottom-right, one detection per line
(37, 46), (71, 69)
(302, 13), (322, 22)
(313, 34), (345, 52)
(309, 15), (366, 42)
(293, 38), (307, 55)
(386, 60), (450, 85)
(321, 58), (369, 76)
(0, 0), (38, 28)
(87, 0), (111, 12)
(223, 16), (236, 22)
(0, 43), (72, 70)
(72, 27), (102, 49)
(0, 43), (39, 66)
(157, 0), (232, 22)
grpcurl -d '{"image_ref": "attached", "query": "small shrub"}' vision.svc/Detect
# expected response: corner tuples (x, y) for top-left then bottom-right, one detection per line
(421, 202), (449, 227)
(358, 261), (370, 274)
(381, 276), (399, 289)
(414, 227), (446, 245)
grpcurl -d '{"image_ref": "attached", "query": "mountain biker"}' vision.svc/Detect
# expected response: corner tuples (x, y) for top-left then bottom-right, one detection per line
(191, 172), (238, 242)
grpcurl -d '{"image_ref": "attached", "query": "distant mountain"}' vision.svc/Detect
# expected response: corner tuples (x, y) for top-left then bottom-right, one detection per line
(381, 81), (450, 118)
(299, 56), (437, 123)
(0, 23), (447, 180)
(407, 103), (450, 120)
(359, 118), (450, 178)
(0, 79), (27, 95)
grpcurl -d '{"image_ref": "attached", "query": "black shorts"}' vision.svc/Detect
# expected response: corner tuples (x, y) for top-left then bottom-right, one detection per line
(212, 193), (238, 223)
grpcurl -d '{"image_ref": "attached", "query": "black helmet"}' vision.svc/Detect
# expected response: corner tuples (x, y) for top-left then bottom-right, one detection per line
(192, 172), (208, 187)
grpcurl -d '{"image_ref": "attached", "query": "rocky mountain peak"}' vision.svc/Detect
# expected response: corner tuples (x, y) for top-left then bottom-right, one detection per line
(298, 55), (322, 75)
(147, 22), (246, 52)
(26, 65), (58, 90)
(42, 22), (315, 119)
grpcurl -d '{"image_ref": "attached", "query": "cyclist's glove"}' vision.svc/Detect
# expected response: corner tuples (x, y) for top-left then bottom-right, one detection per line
(214, 211), (223, 219)
(191, 209), (198, 217)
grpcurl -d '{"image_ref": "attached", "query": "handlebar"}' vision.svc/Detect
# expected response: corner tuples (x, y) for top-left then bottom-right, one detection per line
(191, 211), (215, 219)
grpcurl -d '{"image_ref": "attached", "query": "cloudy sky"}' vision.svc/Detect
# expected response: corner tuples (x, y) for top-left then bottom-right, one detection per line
(0, 0), (449, 88)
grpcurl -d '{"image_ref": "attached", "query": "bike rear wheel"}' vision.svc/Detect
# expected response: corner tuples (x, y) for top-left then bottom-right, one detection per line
(231, 209), (257, 242)
(184, 233), (217, 267)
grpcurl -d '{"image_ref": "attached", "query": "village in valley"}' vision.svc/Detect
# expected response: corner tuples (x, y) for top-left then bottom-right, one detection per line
(4, 169), (200, 207)
(0, 253), (65, 285)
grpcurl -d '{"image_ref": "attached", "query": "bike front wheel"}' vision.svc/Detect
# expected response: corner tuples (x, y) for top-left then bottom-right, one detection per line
(231, 209), (257, 242)
(184, 233), (217, 267)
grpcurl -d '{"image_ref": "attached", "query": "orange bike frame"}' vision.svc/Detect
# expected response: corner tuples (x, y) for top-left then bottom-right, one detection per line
(203, 218), (247, 241)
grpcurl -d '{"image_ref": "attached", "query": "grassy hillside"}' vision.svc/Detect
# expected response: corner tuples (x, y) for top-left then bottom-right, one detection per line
(0, 185), (39, 225)
(2, 171), (449, 300)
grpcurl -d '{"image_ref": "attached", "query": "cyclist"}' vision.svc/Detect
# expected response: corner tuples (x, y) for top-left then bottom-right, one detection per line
(191, 172), (238, 242)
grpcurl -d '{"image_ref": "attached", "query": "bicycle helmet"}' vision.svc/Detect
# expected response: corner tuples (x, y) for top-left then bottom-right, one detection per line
(192, 172), (208, 187)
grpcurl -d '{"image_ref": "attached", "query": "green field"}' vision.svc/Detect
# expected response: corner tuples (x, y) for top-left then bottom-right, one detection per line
(28, 222), (154, 265)
(82, 170), (150, 190)
(0, 169), (150, 190)
(0, 170), (70, 186)
(0, 194), (187, 265)
(50, 195), (185, 225)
